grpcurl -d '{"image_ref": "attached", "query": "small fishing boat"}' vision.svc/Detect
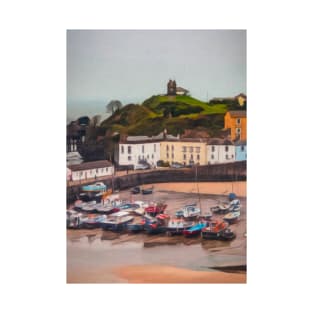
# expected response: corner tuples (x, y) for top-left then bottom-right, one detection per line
(101, 211), (134, 232)
(131, 186), (141, 194)
(126, 219), (146, 232)
(141, 186), (154, 195)
(82, 182), (107, 192)
(93, 203), (120, 215)
(144, 202), (167, 216)
(81, 214), (107, 229)
(73, 200), (98, 214)
(115, 203), (140, 212)
(166, 218), (194, 236)
(229, 199), (241, 212)
(223, 211), (240, 224)
(182, 221), (207, 237)
(201, 220), (229, 240)
(144, 214), (169, 235)
(175, 205), (201, 219)
(210, 204), (230, 214)
(66, 210), (85, 229)
(219, 228), (236, 241)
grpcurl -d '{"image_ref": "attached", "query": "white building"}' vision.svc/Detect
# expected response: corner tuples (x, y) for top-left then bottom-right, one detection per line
(207, 138), (236, 164)
(116, 132), (179, 168)
(67, 160), (114, 182)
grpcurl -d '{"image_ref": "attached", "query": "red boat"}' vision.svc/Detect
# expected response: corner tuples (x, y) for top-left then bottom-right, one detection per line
(144, 203), (167, 216)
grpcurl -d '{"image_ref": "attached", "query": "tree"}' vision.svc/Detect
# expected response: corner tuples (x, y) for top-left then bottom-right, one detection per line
(89, 114), (102, 127)
(107, 100), (122, 115)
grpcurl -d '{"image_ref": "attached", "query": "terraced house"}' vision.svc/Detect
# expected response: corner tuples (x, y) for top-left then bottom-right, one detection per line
(116, 132), (179, 168)
(207, 138), (236, 164)
(160, 139), (207, 166)
(224, 110), (247, 141)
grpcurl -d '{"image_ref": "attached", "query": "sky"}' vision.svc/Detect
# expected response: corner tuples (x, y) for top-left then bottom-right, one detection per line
(67, 30), (246, 122)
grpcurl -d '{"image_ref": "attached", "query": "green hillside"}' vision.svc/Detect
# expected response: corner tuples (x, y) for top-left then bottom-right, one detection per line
(99, 94), (239, 137)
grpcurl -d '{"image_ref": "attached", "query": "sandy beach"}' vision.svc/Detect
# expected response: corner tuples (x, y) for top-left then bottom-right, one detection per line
(114, 265), (246, 283)
(67, 181), (246, 283)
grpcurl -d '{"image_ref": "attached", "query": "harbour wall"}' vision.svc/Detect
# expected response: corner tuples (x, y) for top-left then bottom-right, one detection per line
(67, 161), (246, 203)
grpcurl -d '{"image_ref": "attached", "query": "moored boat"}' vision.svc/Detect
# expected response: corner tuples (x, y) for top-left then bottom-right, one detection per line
(144, 202), (167, 216)
(131, 186), (141, 194)
(82, 182), (107, 192)
(223, 211), (240, 224)
(182, 221), (207, 237)
(141, 186), (154, 195)
(175, 205), (201, 219)
(219, 228), (236, 241)
(101, 211), (134, 232)
(201, 220), (229, 240)
(81, 214), (107, 229)
(166, 218), (194, 236)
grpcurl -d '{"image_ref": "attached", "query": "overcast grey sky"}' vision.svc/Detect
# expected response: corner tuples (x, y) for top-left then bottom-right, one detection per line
(67, 30), (246, 122)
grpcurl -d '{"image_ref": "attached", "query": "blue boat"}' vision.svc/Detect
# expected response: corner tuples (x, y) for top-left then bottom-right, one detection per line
(101, 212), (134, 232)
(82, 182), (107, 192)
(183, 221), (207, 237)
(143, 214), (169, 234)
(81, 214), (107, 229)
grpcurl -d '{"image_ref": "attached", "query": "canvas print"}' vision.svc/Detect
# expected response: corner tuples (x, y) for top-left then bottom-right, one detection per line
(67, 30), (246, 283)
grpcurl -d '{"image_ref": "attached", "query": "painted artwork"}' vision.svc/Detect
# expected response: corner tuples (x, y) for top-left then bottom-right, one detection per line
(67, 30), (246, 283)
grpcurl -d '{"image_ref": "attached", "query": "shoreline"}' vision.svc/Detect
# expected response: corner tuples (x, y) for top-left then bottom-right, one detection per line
(113, 265), (246, 284)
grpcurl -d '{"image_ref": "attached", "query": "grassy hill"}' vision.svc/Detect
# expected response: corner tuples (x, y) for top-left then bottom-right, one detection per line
(100, 94), (241, 137)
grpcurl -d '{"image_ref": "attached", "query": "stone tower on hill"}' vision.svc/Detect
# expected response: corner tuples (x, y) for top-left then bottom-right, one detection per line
(167, 79), (177, 95)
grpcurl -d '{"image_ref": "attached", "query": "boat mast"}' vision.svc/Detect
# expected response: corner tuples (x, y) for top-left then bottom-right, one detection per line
(196, 165), (202, 213)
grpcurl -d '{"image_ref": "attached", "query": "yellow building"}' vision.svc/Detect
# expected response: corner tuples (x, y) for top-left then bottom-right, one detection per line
(160, 139), (207, 166)
(224, 111), (247, 141)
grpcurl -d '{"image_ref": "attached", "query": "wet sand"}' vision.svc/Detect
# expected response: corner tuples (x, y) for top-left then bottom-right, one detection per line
(67, 181), (246, 283)
(114, 265), (246, 283)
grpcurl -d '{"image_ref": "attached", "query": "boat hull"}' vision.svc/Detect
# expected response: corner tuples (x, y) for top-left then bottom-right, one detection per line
(101, 217), (134, 232)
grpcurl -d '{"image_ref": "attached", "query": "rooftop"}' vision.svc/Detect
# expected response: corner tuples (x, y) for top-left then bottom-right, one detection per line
(68, 160), (112, 171)
(227, 110), (246, 118)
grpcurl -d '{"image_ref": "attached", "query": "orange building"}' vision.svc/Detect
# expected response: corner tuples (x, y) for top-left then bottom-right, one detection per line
(224, 111), (247, 141)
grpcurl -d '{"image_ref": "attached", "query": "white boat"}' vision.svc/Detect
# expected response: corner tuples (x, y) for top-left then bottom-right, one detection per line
(175, 205), (201, 218)
(101, 211), (134, 231)
(223, 211), (240, 224)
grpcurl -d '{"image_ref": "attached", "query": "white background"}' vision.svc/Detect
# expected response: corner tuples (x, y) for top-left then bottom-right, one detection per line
(0, 1), (312, 312)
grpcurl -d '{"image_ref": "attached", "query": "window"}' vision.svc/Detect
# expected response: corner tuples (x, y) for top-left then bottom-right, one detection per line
(96, 169), (98, 173)
(147, 155), (149, 159)
(211, 154), (214, 159)
(190, 154), (193, 160)
(128, 156), (131, 161)
(189, 147), (193, 153)
(183, 154), (186, 160)
(182, 146), (187, 152)
(225, 146), (229, 152)
(142, 145), (144, 153)
(236, 118), (241, 125)
(236, 128), (241, 134)
(211, 146), (215, 152)
(121, 146), (124, 154)
(171, 145), (174, 151)
(196, 147), (200, 153)
(166, 145), (169, 151)
(138, 155), (140, 161)
(128, 146), (131, 154)
(166, 153), (169, 158)
(197, 154), (200, 160)
(106, 167), (108, 172)
(90, 170), (92, 174)
(226, 154), (228, 159)
(241, 145), (245, 151)
(152, 154), (154, 159)
(171, 153), (174, 159)
(154, 144), (156, 152)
